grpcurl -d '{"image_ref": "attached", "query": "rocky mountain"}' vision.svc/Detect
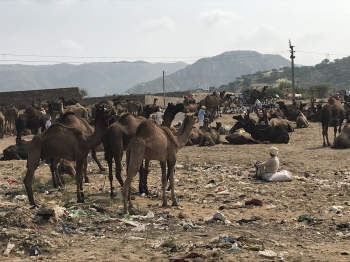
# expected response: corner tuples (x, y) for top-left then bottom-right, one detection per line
(126, 50), (291, 94)
(0, 61), (188, 97)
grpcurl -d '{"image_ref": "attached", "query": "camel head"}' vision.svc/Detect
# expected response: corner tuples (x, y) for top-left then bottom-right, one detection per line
(230, 120), (244, 133)
(95, 104), (114, 126)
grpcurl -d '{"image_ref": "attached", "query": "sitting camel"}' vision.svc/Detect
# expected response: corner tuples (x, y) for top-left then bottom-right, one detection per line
(225, 133), (260, 144)
(296, 111), (309, 128)
(122, 114), (195, 214)
(333, 123), (350, 149)
(1, 140), (30, 160)
(242, 119), (290, 144)
(199, 118), (221, 146)
(24, 105), (113, 206)
(186, 126), (204, 146)
(264, 109), (294, 132)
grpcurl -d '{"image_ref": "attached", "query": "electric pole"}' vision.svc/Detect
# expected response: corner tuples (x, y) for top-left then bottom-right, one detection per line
(163, 71), (165, 108)
(289, 39), (296, 100)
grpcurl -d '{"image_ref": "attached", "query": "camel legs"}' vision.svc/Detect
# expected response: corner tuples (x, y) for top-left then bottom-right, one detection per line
(75, 159), (85, 203)
(91, 148), (105, 171)
(24, 136), (41, 206)
(122, 147), (144, 214)
(139, 160), (150, 195)
(160, 161), (168, 207)
(167, 160), (177, 207)
(49, 158), (63, 188)
(83, 157), (88, 183)
(322, 123), (331, 147)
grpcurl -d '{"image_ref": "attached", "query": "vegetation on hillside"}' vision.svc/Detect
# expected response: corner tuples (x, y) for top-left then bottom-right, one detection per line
(218, 56), (350, 98)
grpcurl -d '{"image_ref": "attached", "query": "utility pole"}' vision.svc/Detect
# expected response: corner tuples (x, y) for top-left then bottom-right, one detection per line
(163, 71), (165, 108)
(289, 39), (296, 100)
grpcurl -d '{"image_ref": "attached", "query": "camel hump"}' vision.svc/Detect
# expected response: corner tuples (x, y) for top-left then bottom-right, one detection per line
(60, 111), (76, 122)
(117, 112), (134, 125)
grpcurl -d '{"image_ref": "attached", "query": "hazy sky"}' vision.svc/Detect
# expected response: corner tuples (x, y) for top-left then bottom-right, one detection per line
(1, 0), (349, 66)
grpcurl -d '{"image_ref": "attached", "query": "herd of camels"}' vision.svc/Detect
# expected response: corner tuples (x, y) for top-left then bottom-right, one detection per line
(0, 90), (349, 214)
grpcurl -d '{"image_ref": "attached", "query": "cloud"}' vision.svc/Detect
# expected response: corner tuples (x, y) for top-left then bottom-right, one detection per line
(200, 9), (239, 26)
(141, 16), (175, 31)
(59, 39), (83, 53)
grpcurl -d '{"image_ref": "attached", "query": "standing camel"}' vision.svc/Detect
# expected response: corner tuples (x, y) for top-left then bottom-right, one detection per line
(4, 105), (19, 136)
(24, 105), (113, 206)
(122, 114), (195, 214)
(49, 111), (109, 188)
(321, 97), (345, 146)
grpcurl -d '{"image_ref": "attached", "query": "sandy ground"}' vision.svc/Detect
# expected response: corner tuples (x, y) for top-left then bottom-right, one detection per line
(0, 112), (350, 262)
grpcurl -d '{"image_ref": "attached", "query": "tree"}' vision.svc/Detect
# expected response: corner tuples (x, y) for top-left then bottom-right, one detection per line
(273, 78), (292, 91)
(80, 88), (88, 98)
(307, 84), (329, 98)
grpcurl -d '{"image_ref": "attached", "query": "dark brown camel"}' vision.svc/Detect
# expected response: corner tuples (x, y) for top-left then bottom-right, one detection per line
(24, 105), (113, 206)
(15, 107), (49, 143)
(321, 97), (345, 146)
(49, 111), (109, 188)
(122, 114), (195, 214)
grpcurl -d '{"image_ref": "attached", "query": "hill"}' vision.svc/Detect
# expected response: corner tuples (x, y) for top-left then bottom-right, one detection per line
(0, 62), (188, 97)
(223, 56), (350, 94)
(126, 50), (291, 94)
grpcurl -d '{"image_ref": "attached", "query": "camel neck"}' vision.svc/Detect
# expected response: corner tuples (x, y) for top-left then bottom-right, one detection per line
(87, 114), (106, 148)
(177, 117), (193, 149)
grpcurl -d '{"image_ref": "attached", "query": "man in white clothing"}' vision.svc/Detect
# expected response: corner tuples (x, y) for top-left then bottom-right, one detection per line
(155, 109), (164, 126)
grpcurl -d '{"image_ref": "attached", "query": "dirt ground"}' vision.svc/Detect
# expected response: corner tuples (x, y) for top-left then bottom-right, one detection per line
(1, 111), (350, 262)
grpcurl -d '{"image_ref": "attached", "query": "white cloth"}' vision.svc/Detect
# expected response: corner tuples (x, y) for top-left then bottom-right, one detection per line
(255, 99), (262, 109)
(45, 117), (52, 129)
(262, 170), (293, 182)
(198, 119), (204, 127)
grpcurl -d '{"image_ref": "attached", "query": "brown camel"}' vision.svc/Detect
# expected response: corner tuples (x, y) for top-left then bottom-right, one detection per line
(204, 93), (220, 119)
(24, 105), (113, 206)
(66, 103), (89, 120)
(186, 126), (204, 146)
(49, 111), (108, 188)
(296, 111), (309, 128)
(0, 113), (4, 138)
(4, 105), (19, 136)
(103, 103), (186, 197)
(127, 100), (143, 116)
(333, 123), (350, 149)
(321, 97), (345, 146)
(199, 118), (221, 146)
(102, 113), (147, 197)
(122, 114), (195, 214)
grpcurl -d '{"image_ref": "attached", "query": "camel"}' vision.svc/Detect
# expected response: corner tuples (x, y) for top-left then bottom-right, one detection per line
(266, 110), (294, 132)
(199, 118), (221, 146)
(249, 86), (268, 104)
(0, 113), (4, 138)
(321, 97), (345, 146)
(49, 111), (108, 187)
(204, 93), (220, 119)
(31, 99), (48, 111)
(127, 100), (143, 116)
(15, 107), (48, 143)
(1, 140), (30, 160)
(59, 97), (79, 107)
(183, 95), (196, 105)
(4, 105), (19, 136)
(66, 103), (89, 120)
(103, 103), (187, 197)
(122, 114), (196, 214)
(225, 133), (260, 144)
(23, 105), (113, 206)
(333, 123), (350, 149)
(102, 113), (147, 197)
(215, 122), (229, 135)
(296, 111), (309, 128)
(242, 119), (290, 144)
(186, 126), (204, 146)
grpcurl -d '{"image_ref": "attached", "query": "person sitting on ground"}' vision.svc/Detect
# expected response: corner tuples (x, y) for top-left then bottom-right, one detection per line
(254, 147), (293, 182)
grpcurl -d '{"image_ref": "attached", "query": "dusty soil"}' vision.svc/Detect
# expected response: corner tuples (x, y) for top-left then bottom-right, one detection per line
(1, 112), (350, 262)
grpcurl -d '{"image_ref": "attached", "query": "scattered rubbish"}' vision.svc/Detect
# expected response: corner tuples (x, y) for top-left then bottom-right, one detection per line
(341, 252), (349, 255)
(232, 201), (245, 208)
(62, 225), (71, 232)
(345, 201), (350, 206)
(145, 211), (155, 218)
(337, 223), (350, 230)
(265, 204), (276, 209)
(0, 184), (8, 190)
(170, 252), (203, 262)
(329, 206), (343, 213)
(125, 236), (145, 241)
(131, 224), (146, 232)
(217, 187), (226, 192)
(207, 179), (215, 184)
(245, 198), (263, 206)
(237, 216), (261, 224)
(231, 242), (238, 251)
(68, 209), (87, 218)
(3, 241), (15, 256)
(33, 245), (41, 256)
(297, 214), (314, 223)
(245, 244), (262, 251)
(14, 195), (27, 201)
(258, 249), (277, 257)
(212, 211), (226, 221)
